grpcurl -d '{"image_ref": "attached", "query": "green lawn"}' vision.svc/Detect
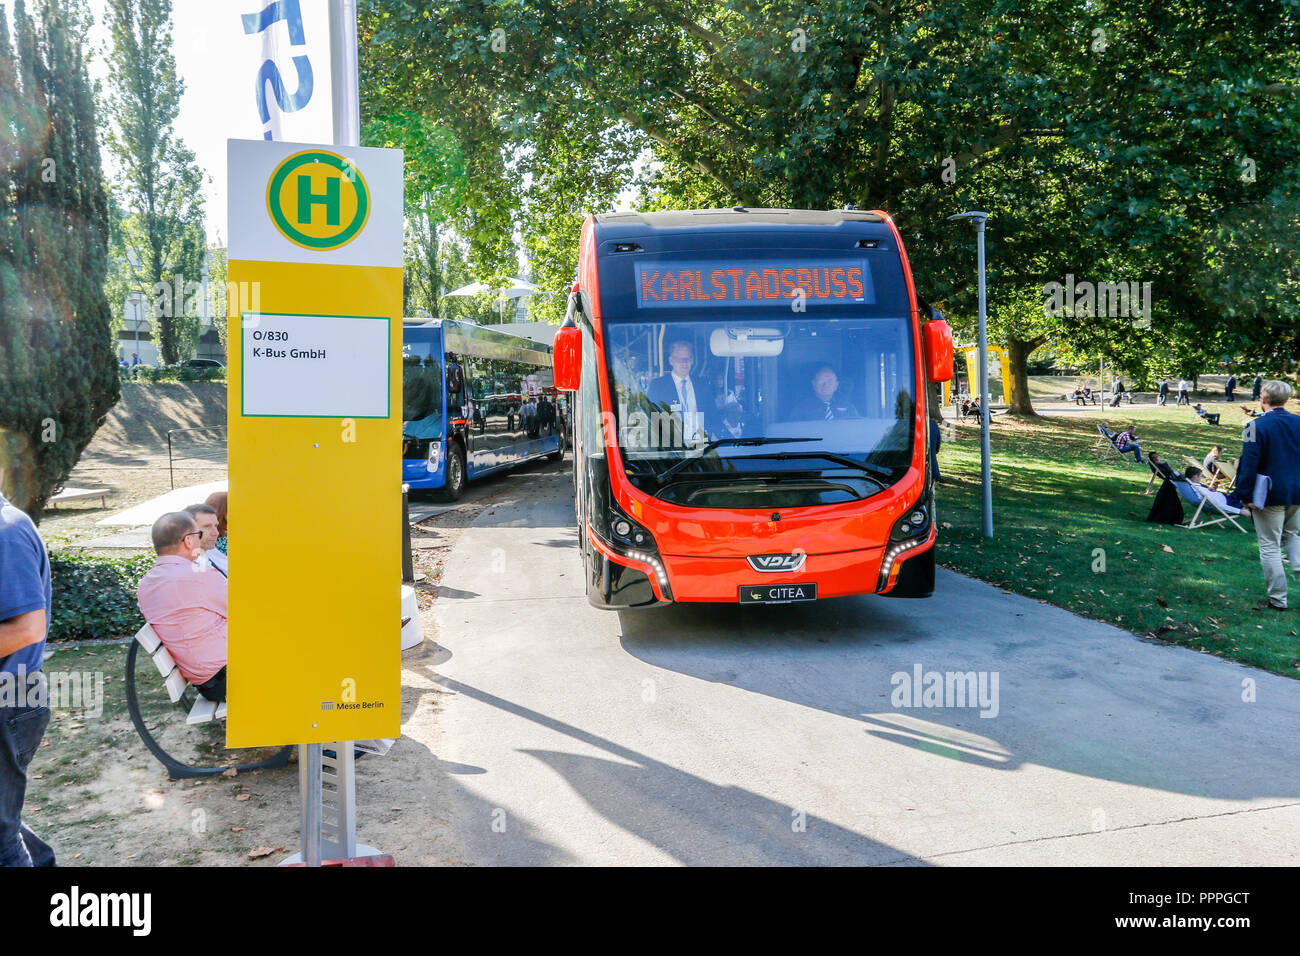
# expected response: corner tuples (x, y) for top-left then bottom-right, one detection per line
(934, 402), (1300, 678)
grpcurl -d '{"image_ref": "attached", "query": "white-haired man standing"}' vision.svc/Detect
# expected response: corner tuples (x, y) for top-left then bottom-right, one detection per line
(1230, 380), (1300, 611)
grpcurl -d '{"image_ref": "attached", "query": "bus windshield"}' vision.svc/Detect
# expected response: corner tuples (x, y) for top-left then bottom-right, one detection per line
(605, 317), (916, 505)
(402, 341), (444, 439)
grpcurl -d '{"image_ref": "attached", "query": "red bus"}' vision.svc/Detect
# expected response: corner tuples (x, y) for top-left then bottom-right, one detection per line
(553, 208), (953, 609)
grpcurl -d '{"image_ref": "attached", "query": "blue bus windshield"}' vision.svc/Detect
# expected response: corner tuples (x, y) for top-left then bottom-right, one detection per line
(403, 339), (444, 439)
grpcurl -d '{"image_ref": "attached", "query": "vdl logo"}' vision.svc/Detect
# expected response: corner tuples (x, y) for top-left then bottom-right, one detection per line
(266, 149), (370, 251)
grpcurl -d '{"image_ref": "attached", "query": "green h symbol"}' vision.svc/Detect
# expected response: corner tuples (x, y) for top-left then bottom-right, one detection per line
(296, 172), (340, 226)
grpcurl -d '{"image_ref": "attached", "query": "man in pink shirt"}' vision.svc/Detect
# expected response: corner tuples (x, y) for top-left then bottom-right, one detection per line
(136, 511), (228, 701)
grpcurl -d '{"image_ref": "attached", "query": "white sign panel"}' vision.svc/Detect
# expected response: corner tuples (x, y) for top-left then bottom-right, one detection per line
(241, 313), (390, 418)
(228, 139), (403, 268)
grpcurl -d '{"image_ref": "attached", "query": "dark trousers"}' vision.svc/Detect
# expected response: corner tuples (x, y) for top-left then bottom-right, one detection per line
(1177, 392), (1189, 405)
(0, 703), (56, 867)
(195, 666), (227, 703)
(929, 425), (942, 481)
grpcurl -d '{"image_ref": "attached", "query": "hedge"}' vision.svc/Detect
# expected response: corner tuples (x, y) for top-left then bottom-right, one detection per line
(122, 365), (226, 384)
(49, 551), (153, 642)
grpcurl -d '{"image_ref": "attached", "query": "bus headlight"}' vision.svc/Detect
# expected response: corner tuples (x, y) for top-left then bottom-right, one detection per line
(890, 503), (929, 542)
(608, 510), (656, 552)
(427, 441), (441, 470)
(879, 502), (931, 589)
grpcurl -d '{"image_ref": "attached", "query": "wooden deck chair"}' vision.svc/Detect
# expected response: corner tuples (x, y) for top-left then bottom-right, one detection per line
(1143, 458), (1178, 495)
(1169, 477), (1250, 533)
(1212, 458), (1238, 491)
(1096, 424), (1124, 457)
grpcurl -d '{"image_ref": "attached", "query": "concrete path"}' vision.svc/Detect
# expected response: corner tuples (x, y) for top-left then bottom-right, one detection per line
(423, 471), (1300, 865)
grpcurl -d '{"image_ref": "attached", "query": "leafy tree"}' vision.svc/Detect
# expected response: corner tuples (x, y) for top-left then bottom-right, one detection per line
(0, 0), (118, 517)
(103, 0), (205, 365)
(363, 0), (1300, 411)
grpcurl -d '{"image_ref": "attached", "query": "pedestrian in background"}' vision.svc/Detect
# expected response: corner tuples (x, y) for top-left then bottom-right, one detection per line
(1157, 379), (1169, 406)
(0, 484), (56, 866)
(926, 380), (944, 483)
(1109, 377), (1125, 408)
(1229, 381), (1300, 611)
(1177, 378), (1191, 405)
(1225, 373), (1237, 402)
(1253, 374), (1263, 402)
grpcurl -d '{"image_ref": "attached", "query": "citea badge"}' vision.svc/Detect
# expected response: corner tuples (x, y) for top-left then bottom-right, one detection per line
(266, 149), (371, 251)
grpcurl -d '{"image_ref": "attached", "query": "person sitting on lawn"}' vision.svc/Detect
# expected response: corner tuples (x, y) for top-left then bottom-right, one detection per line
(1112, 425), (1143, 462)
(1148, 451), (1178, 480)
(1184, 466), (1235, 512)
(1193, 403), (1221, 425)
(136, 511), (228, 703)
(1202, 445), (1226, 482)
(1241, 405), (1261, 418)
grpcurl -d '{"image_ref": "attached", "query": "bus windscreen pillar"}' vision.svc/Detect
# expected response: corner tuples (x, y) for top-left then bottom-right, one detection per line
(226, 140), (404, 746)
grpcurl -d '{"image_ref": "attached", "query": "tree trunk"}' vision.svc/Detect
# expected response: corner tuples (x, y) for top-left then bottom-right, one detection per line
(1004, 336), (1043, 417)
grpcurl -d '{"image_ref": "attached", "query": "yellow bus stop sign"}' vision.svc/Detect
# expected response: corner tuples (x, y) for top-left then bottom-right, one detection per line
(226, 140), (404, 747)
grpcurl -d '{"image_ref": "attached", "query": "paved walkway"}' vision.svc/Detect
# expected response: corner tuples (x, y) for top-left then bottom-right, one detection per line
(420, 471), (1300, 865)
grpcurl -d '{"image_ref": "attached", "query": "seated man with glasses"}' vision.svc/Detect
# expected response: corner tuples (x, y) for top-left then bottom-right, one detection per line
(136, 511), (229, 702)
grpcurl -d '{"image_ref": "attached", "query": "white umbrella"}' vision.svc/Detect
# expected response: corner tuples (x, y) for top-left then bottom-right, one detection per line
(444, 277), (539, 299)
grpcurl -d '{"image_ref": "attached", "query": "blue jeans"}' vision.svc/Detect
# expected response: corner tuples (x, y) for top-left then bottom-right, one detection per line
(1120, 443), (1142, 463)
(0, 703), (55, 866)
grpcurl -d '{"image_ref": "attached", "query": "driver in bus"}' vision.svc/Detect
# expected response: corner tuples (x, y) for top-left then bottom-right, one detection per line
(647, 339), (712, 444)
(790, 363), (860, 420)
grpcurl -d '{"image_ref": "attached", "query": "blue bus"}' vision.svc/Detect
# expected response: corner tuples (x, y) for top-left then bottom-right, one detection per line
(402, 319), (567, 500)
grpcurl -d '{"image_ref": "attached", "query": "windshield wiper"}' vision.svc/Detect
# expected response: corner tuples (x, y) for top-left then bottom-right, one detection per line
(653, 437), (820, 484)
(733, 451), (895, 480)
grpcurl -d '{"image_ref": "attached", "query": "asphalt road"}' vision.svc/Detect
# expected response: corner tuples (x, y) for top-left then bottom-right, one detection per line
(423, 466), (1300, 865)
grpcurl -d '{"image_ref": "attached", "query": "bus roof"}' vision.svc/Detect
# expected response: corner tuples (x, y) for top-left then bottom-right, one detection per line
(587, 208), (911, 319)
(402, 318), (553, 365)
(592, 207), (889, 241)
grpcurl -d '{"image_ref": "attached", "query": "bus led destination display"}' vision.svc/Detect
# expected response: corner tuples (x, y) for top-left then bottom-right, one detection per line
(636, 258), (876, 308)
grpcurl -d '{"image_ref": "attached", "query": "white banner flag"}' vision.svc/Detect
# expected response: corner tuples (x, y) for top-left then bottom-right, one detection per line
(239, 0), (335, 143)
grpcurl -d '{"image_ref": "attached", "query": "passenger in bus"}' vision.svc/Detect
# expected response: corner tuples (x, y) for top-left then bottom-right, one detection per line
(789, 364), (860, 420)
(719, 399), (745, 438)
(647, 339), (712, 442)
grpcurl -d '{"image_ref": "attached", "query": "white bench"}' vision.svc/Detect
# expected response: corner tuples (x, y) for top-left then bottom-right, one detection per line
(125, 624), (290, 779)
(48, 486), (111, 508)
(134, 624), (228, 724)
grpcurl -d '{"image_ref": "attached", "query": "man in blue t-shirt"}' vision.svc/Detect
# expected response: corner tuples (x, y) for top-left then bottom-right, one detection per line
(0, 489), (56, 866)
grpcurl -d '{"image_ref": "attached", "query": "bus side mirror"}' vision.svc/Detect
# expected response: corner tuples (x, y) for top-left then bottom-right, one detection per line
(553, 326), (581, 391)
(923, 319), (954, 382)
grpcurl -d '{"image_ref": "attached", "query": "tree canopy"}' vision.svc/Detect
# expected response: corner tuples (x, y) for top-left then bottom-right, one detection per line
(0, 0), (118, 516)
(362, 0), (1299, 406)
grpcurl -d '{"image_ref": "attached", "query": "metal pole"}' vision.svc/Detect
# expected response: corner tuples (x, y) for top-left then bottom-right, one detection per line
(299, 743), (322, 866)
(168, 432), (174, 490)
(975, 218), (993, 539)
(298, 2), (360, 867)
(329, 0), (361, 148)
(402, 483), (414, 583)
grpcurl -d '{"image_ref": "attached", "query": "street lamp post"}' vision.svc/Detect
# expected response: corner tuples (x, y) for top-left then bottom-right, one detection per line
(947, 211), (993, 539)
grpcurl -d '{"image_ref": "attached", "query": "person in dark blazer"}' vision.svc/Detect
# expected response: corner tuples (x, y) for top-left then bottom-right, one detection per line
(1228, 380), (1300, 610)
(1225, 373), (1237, 402)
(789, 364), (860, 420)
(647, 339), (712, 443)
